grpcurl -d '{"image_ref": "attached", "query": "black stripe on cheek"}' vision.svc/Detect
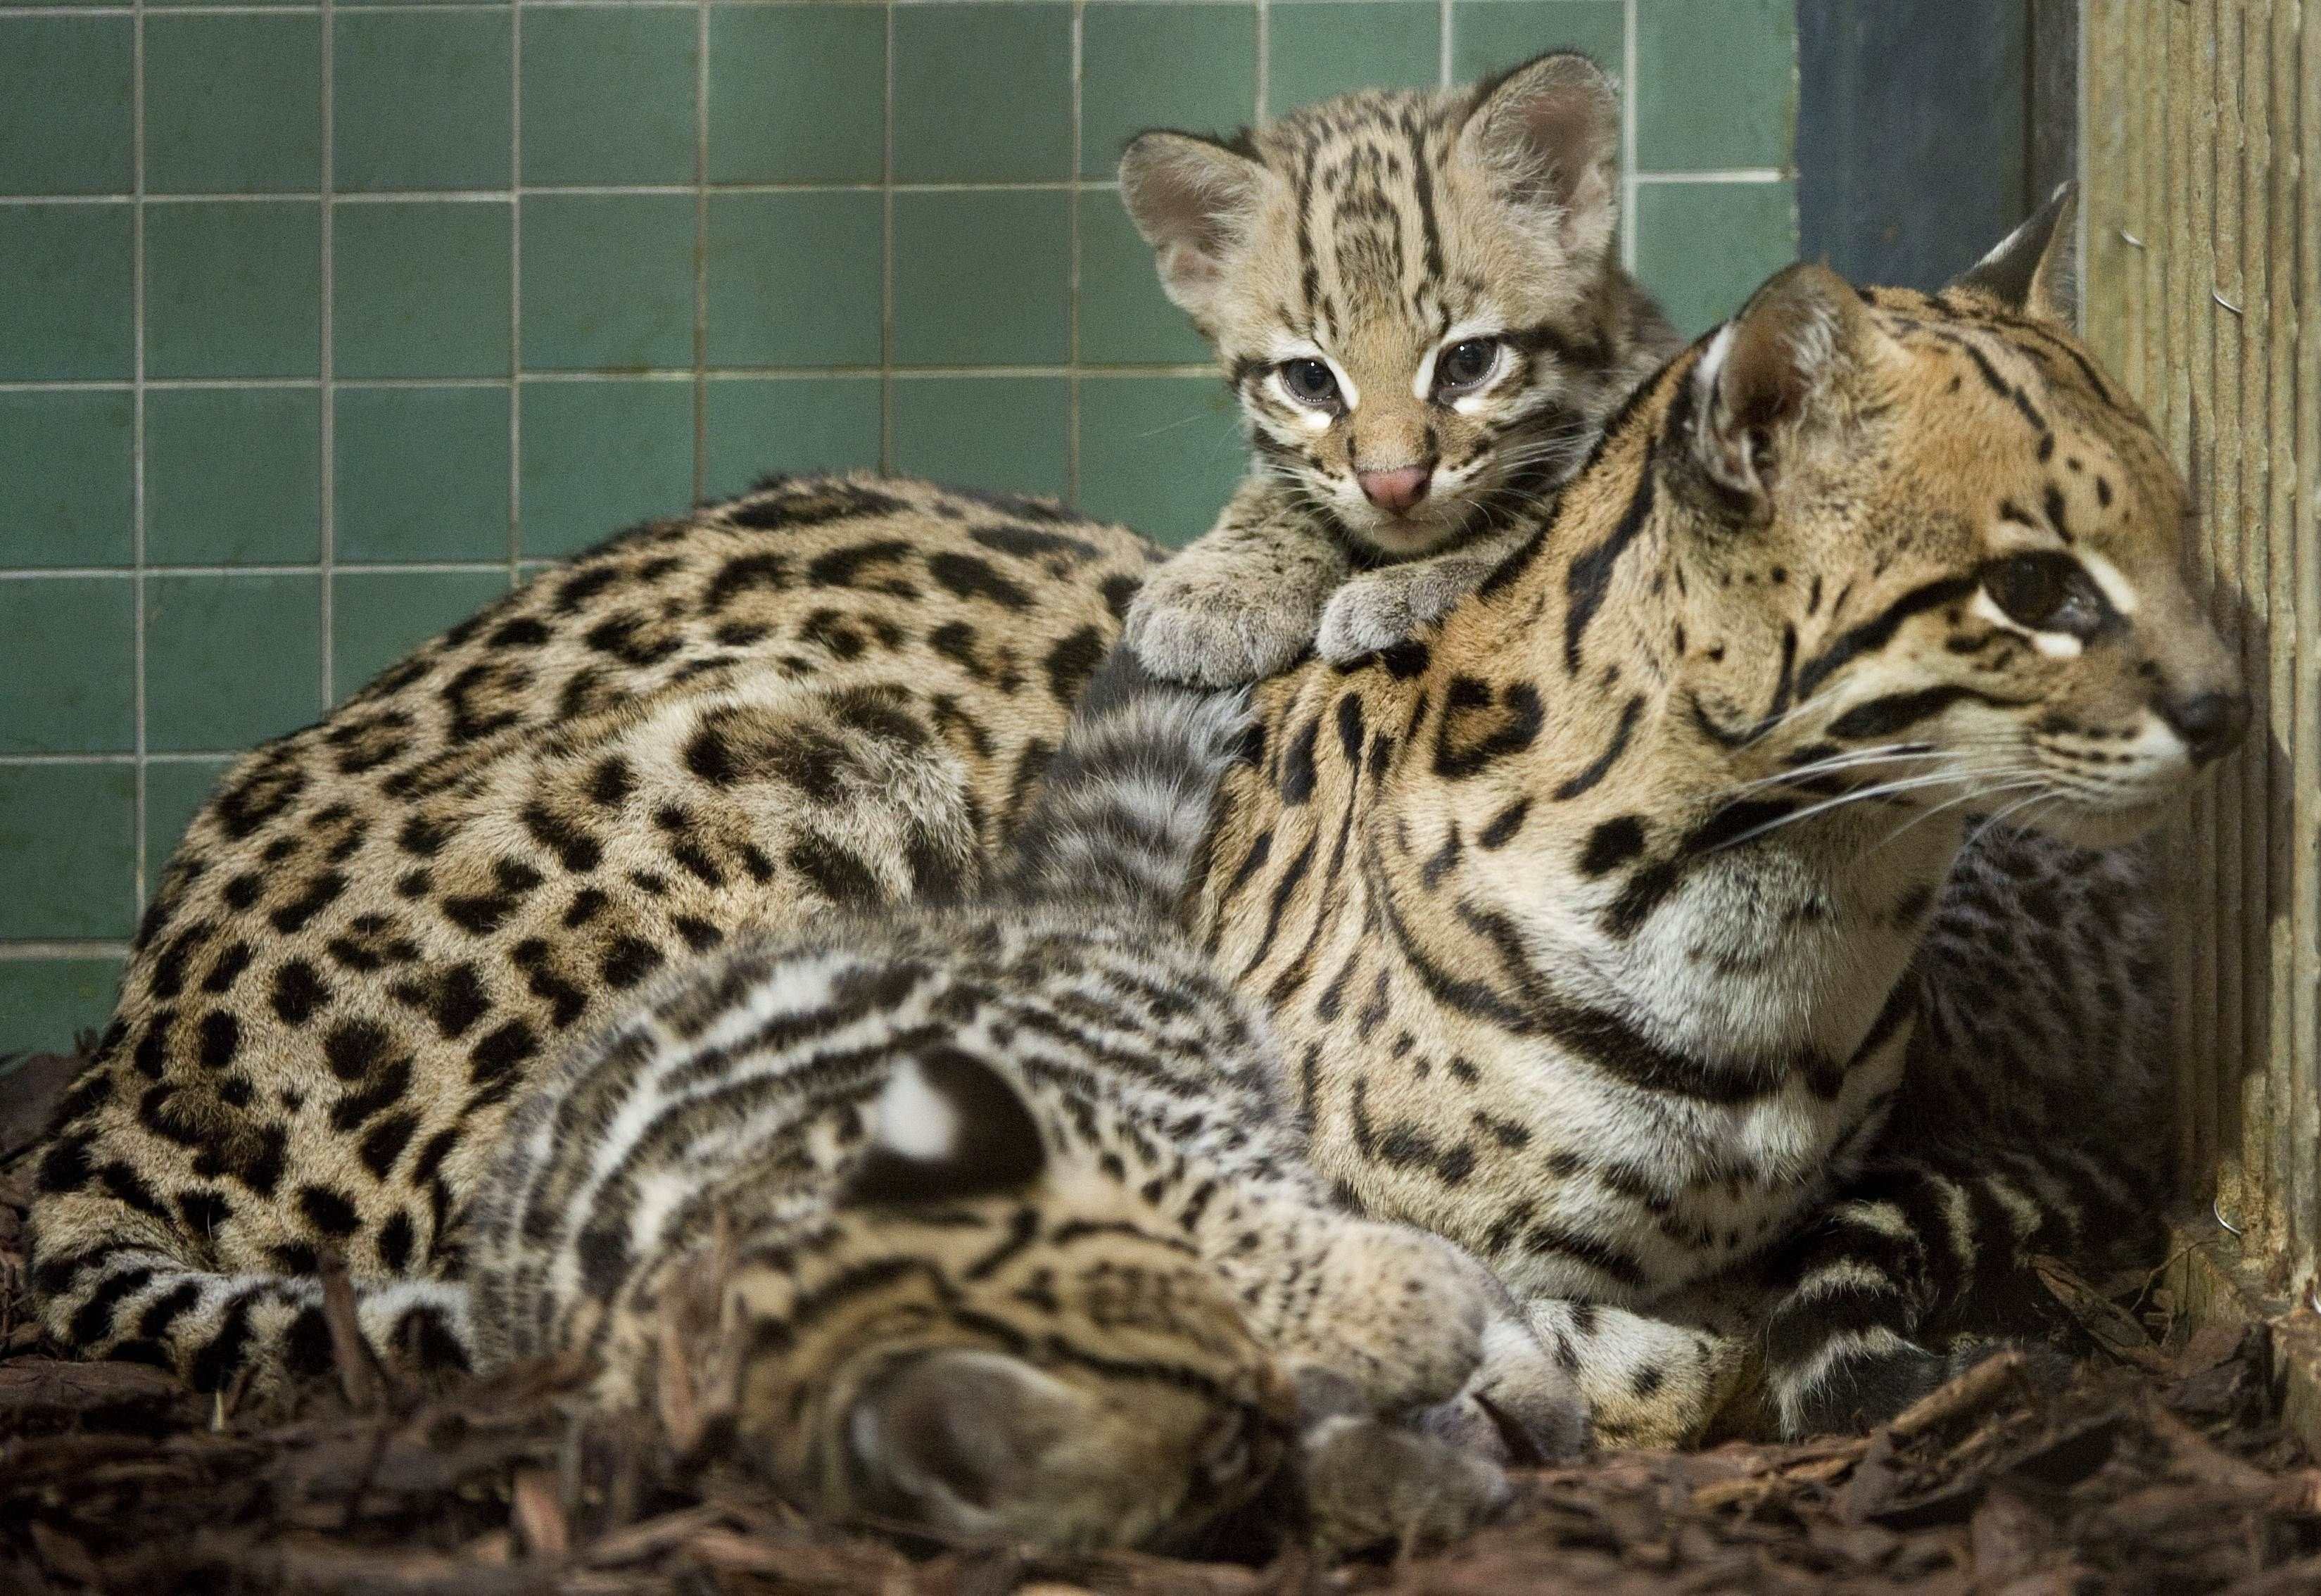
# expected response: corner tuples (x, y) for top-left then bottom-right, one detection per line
(1562, 440), (1657, 674)
(1552, 694), (1644, 800)
(1794, 575), (1979, 701)
(1828, 685), (2016, 740)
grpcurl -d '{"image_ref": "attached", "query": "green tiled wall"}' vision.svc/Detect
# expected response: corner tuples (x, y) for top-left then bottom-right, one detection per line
(0, 0), (1794, 1052)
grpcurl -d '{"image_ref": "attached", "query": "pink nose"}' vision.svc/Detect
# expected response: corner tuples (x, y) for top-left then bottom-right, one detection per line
(1356, 465), (1431, 514)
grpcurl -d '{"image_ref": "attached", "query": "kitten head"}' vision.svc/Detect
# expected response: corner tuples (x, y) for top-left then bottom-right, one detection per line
(1121, 52), (1672, 558)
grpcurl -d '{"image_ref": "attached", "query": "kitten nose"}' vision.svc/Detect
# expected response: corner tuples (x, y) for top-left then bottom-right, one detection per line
(2156, 690), (2249, 766)
(1356, 465), (1431, 514)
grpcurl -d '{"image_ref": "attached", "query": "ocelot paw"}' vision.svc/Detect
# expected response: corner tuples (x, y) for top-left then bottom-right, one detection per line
(1415, 1314), (1590, 1464)
(1314, 556), (1491, 664)
(1124, 571), (1321, 688)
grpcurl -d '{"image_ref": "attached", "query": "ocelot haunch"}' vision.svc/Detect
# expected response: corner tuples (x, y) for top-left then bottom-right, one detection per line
(29, 186), (2243, 1462)
(1118, 51), (1678, 686)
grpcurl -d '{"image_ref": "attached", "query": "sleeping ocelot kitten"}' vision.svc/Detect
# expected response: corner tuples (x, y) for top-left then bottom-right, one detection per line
(1118, 50), (1678, 686)
(466, 657), (1581, 1547)
(1180, 186), (2248, 1441)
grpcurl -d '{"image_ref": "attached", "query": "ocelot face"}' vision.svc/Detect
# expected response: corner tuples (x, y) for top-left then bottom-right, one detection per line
(1121, 53), (1670, 557)
(1665, 194), (2244, 849)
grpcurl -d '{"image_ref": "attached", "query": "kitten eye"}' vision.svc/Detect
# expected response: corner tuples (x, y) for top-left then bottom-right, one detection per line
(1280, 359), (1341, 410)
(1986, 552), (2100, 633)
(1434, 337), (1501, 393)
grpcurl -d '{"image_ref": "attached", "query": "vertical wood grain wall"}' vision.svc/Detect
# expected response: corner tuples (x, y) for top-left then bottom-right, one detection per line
(2082, 0), (2316, 1293)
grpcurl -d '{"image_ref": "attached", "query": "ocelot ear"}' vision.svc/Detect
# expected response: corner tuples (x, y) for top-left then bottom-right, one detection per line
(842, 1046), (1047, 1208)
(1948, 182), (2079, 329)
(1460, 51), (1621, 262)
(1118, 132), (1271, 324)
(1688, 262), (1897, 512)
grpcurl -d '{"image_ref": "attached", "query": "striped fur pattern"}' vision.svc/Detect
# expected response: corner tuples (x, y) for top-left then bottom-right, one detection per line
(463, 665), (1560, 1547)
(1118, 53), (1677, 688)
(1185, 191), (2245, 1442)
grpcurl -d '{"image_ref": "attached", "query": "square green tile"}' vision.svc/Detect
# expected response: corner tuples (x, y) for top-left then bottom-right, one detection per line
(0, 205), (133, 380)
(1080, 4), (1256, 178)
(1452, 1), (1623, 82)
(1636, 0), (1794, 172)
(894, 3), (1070, 182)
(334, 200), (512, 379)
(1077, 376), (1246, 545)
(146, 389), (321, 566)
(1079, 195), (1209, 367)
(0, 578), (134, 753)
(520, 194), (693, 372)
(0, 766), (135, 939)
(707, 4), (883, 184)
(518, 379), (695, 559)
(333, 569), (511, 700)
(704, 376), (882, 498)
(890, 377), (1066, 500)
(0, 17), (132, 194)
(521, 6), (697, 187)
(0, 393), (133, 568)
(146, 201), (322, 379)
(706, 193), (880, 369)
(335, 386), (512, 562)
(0, 960), (124, 1058)
(893, 192), (1069, 367)
(1267, 1), (1441, 115)
(146, 14), (322, 194)
(145, 574), (324, 752)
(145, 758), (231, 873)
(335, 8), (513, 192)
(1633, 179), (1795, 337)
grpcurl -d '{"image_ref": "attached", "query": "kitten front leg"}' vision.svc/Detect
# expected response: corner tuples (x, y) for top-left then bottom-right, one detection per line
(1314, 527), (1531, 664)
(1124, 481), (1348, 687)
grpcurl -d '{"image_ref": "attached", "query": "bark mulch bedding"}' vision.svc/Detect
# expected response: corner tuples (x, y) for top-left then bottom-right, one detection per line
(4, 1049), (2318, 1595)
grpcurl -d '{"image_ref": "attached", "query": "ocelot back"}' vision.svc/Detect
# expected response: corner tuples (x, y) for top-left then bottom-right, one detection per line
(28, 191), (2240, 1461)
(1118, 51), (1678, 687)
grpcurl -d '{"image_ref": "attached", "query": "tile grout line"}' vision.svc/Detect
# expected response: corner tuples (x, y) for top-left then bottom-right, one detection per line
(692, 0), (710, 500)
(317, 0), (336, 709)
(879, 0), (896, 473)
(129, 0), (148, 909)
(1253, 0), (1268, 120)
(507, 0), (524, 577)
(0, 944), (137, 963)
(1065, 0), (1084, 504)
(1437, 0), (1451, 87)
(1620, 0), (1638, 272)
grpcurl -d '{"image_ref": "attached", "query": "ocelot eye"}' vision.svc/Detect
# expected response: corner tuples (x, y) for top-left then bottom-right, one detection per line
(1985, 551), (2101, 634)
(1279, 359), (1341, 410)
(1435, 337), (1501, 393)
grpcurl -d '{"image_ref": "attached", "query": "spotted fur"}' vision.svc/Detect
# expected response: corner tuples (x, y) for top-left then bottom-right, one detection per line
(27, 479), (1570, 1548)
(1184, 189), (2244, 1440)
(1117, 53), (1677, 687)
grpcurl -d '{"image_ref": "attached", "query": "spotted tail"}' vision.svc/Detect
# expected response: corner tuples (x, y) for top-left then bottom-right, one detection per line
(1004, 647), (1251, 918)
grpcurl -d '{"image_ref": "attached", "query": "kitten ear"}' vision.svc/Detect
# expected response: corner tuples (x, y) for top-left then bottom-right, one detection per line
(1948, 182), (2079, 328)
(1118, 132), (1270, 322)
(1690, 262), (1892, 509)
(1462, 51), (1621, 262)
(842, 1047), (1046, 1208)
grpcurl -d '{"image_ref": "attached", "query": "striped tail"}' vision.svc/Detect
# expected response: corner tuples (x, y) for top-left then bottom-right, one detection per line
(1004, 647), (1251, 918)
(29, 1227), (475, 1398)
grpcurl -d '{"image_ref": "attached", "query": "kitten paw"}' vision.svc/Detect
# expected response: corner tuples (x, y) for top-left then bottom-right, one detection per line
(1296, 1224), (1495, 1414)
(1296, 1412), (1510, 1554)
(1417, 1314), (1590, 1464)
(1315, 558), (1489, 664)
(1124, 575), (1320, 688)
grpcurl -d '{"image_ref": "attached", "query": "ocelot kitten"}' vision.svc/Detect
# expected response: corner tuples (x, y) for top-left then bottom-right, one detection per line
(27, 479), (1572, 1550)
(1118, 51), (1678, 686)
(1182, 188), (2246, 1440)
(467, 660), (1571, 1547)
